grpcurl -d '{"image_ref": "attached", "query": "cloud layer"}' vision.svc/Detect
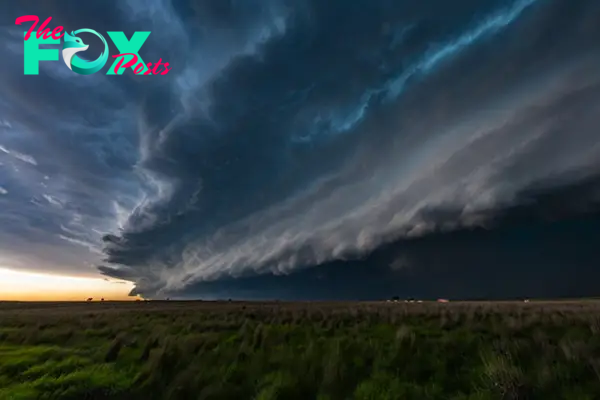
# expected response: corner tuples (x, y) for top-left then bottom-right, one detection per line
(2, 0), (600, 298)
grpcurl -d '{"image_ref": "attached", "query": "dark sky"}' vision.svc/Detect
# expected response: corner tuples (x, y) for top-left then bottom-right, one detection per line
(1, 0), (600, 300)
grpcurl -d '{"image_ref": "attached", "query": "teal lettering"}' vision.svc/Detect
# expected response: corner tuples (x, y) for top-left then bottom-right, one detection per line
(23, 32), (59, 75)
(106, 31), (151, 75)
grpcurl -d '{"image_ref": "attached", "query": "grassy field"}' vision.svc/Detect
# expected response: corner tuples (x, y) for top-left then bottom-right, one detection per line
(1, 300), (600, 399)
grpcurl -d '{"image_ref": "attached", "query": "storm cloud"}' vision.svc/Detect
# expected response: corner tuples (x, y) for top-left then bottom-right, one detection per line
(1, 0), (600, 299)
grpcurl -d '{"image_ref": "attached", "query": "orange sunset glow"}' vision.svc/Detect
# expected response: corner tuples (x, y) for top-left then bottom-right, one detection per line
(0, 267), (137, 301)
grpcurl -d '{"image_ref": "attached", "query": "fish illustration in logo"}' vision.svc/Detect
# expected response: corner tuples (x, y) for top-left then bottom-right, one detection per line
(62, 29), (109, 75)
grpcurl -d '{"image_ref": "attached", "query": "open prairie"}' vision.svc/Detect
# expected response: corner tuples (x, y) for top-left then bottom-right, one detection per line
(2, 300), (600, 399)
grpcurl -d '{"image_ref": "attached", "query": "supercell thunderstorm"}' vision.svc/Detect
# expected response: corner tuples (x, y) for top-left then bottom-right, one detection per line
(1, 0), (600, 299)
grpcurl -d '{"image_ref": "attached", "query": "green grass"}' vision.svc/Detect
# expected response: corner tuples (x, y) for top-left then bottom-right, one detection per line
(1, 301), (600, 399)
(0, 344), (135, 399)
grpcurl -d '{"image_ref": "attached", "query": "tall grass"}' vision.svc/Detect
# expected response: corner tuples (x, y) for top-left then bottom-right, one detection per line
(1, 300), (600, 399)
